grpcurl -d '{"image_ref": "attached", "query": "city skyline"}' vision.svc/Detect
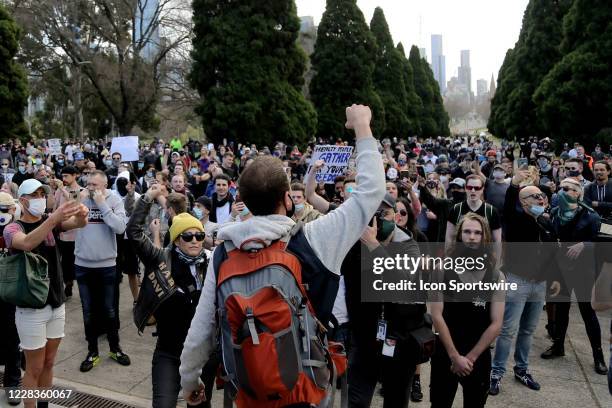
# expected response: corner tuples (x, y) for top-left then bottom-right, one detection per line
(295, 0), (530, 88)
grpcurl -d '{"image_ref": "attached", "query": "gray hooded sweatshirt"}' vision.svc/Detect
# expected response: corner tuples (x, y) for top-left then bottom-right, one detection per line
(75, 190), (127, 268)
(179, 137), (386, 394)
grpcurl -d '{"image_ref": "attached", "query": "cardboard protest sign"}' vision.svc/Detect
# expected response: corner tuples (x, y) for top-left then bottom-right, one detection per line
(110, 136), (139, 162)
(47, 139), (62, 156)
(309, 145), (354, 183)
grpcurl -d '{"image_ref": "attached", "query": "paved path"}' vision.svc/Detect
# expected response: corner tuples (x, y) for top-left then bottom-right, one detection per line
(1, 280), (611, 407)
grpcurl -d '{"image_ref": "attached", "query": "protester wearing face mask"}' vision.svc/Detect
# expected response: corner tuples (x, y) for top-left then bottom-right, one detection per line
(0, 192), (21, 405)
(12, 160), (32, 186)
(171, 173), (195, 210)
(4, 180), (88, 408)
(536, 154), (553, 180)
(489, 169), (558, 396)
(543, 178), (607, 375)
(139, 165), (157, 194)
(417, 177), (466, 242)
(193, 196), (218, 245)
(289, 182), (322, 224)
(1, 158), (16, 184)
(485, 164), (511, 231)
(349, 194), (429, 407)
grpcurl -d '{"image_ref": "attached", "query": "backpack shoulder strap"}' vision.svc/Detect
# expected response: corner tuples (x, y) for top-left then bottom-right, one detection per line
(213, 243), (229, 287)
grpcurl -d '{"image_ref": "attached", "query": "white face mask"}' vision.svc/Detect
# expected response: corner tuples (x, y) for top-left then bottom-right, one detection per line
(26, 198), (46, 217)
(493, 170), (506, 180)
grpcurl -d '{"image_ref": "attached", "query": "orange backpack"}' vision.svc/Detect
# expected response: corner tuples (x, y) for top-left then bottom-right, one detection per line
(214, 231), (338, 408)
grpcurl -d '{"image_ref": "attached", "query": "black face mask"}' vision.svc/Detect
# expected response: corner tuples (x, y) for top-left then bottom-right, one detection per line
(452, 191), (467, 202)
(286, 196), (295, 218)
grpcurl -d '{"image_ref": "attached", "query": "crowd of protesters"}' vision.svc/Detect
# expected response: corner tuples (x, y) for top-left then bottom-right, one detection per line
(1, 107), (611, 408)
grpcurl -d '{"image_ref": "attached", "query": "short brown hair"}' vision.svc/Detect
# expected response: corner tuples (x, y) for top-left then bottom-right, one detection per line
(166, 193), (188, 215)
(290, 182), (305, 193)
(466, 174), (485, 186)
(89, 170), (107, 183)
(239, 156), (288, 216)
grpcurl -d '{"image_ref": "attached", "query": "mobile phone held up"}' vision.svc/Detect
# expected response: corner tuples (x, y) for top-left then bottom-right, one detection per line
(417, 166), (426, 178)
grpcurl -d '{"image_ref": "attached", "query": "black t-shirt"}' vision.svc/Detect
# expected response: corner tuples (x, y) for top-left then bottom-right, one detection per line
(448, 201), (501, 230)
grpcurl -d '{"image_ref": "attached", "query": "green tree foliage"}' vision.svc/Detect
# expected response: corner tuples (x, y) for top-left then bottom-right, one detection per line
(408, 46), (436, 137)
(396, 43), (423, 136)
(370, 8), (419, 137)
(427, 59), (450, 136)
(488, 0), (572, 139)
(309, 0), (384, 139)
(488, 48), (516, 136)
(534, 0), (612, 146)
(191, 0), (316, 147)
(0, 4), (28, 140)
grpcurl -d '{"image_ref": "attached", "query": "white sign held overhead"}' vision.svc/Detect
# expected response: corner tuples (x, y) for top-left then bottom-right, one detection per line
(308, 145), (354, 184)
(47, 139), (62, 156)
(110, 136), (139, 162)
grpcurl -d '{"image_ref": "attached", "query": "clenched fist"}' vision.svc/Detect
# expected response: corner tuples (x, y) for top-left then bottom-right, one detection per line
(345, 104), (372, 131)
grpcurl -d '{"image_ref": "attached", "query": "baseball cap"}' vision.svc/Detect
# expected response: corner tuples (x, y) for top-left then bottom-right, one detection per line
(493, 164), (505, 171)
(0, 192), (15, 208)
(449, 178), (466, 188)
(74, 152), (85, 160)
(17, 179), (51, 197)
(380, 193), (396, 210)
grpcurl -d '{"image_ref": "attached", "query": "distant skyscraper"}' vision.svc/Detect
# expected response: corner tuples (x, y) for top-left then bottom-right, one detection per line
(431, 35), (446, 93)
(490, 73), (496, 98)
(135, 0), (160, 62)
(458, 50), (472, 94)
(477, 79), (488, 97)
(419, 47), (427, 61)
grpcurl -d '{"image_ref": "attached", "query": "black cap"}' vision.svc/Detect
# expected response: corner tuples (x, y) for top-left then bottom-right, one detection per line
(196, 195), (212, 211)
(60, 166), (79, 175)
(380, 193), (396, 210)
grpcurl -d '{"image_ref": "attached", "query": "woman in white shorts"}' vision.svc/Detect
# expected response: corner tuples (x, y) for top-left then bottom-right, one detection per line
(3, 179), (87, 408)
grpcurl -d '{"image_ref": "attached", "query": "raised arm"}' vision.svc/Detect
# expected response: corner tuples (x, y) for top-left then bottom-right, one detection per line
(304, 159), (331, 214)
(303, 105), (386, 275)
(126, 185), (165, 262)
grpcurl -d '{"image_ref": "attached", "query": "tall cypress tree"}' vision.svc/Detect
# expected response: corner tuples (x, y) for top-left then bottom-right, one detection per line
(426, 59), (450, 136)
(309, 0), (384, 139)
(0, 4), (28, 141)
(370, 8), (417, 136)
(397, 43), (423, 136)
(190, 0), (316, 146)
(534, 0), (612, 146)
(488, 48), (517, 137)
(408, 46), (436, 137)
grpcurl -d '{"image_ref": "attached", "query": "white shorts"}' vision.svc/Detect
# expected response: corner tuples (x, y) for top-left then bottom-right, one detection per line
(15, 304), (66, 350)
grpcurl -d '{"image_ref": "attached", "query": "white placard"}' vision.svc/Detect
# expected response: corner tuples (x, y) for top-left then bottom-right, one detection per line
(110, 136), (139, 162)
(308, 145), (354, 184)
(47, 139), (62, 156)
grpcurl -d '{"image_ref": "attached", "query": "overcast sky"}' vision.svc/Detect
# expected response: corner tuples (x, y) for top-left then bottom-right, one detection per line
(295, 0), (529, 91)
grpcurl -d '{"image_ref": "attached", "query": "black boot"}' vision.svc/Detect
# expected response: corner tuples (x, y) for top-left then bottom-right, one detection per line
(593, 348), (608, 375)
(410, 374), (423, 402)
(541, 342), (565, 359)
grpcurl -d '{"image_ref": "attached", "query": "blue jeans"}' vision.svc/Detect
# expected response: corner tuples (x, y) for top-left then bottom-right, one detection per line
(75, 265), (120, 353)
(492, 273), (546, 377)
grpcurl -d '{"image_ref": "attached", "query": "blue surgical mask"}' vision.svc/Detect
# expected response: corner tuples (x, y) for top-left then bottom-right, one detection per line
(190, 168), (199, 175)
(146, 171), (154, 178)
(192, 207), (203, 219)
(295, 203), (305, 212)
(529, 205), (546, 217)
(35, 158), (42, 165)
(57, 159), (64, 166)
(138, 162), (145, 170)
(18, 165), (26, 173)
(104, 159), (112, 167)
(398, 159), (406, 166)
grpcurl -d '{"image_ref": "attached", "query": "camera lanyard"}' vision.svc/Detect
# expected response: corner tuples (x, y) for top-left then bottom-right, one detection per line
(376, 305), (386, 341)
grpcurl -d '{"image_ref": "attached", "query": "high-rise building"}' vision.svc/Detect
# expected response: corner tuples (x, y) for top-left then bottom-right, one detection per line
(490, 73), (496, 98)
(431, 35), (446, 93)
(477, 79), (488, 97)
(135, 0), (160, 62)
(458, 50), (472, 94)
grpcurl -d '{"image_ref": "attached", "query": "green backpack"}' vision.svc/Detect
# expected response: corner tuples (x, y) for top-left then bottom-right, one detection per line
(0, 251), (50, 308)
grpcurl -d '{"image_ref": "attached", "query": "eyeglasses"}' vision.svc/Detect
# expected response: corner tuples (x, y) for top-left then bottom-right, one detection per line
(399, 209), (408, 217)
(465, 185), (483, 191)
(525, 193), (546, 200)
(112, 157), (121, 160)
(180, 232), (206, 242)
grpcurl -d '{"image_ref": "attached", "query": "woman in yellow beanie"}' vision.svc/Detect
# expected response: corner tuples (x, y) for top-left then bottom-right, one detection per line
(126, 184), (217, 407)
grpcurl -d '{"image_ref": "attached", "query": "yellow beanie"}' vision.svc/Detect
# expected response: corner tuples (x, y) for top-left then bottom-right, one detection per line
(168, 213), (205, 243)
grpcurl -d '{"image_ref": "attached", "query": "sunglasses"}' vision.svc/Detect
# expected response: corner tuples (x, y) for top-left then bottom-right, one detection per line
(399, 209), (408, 217)
(525, 193), (546, 200)
(180, 232), (206, 242)
(466, 185), (483, 191)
